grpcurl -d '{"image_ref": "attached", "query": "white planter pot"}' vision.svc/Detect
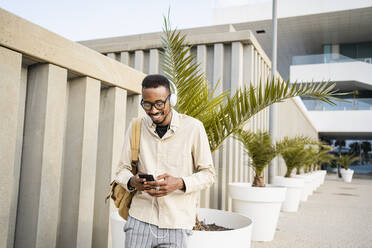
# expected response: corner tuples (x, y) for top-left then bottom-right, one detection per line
(229, 183), (286, 242)
(319, 170), (327, 184)
(188, 208), (252, 248)
(309, 173), (319, 191)
(310, 172), (321, 189)
(110, 208), (253, 248)
(341, 169), (354, 183)
(272, 176), (304, 212)
(293, 175), (312, 201)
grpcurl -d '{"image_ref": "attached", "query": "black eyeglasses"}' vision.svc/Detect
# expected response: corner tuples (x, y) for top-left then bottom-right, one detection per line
(141, 95), (170, 111)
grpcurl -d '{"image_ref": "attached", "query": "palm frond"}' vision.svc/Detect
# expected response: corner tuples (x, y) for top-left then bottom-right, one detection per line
(338, 154), (360, 169)
(276, 136), (316, 177)
(234, 130), (276, 176)
(161, 16), (345, 153)
(207, 78), (343, 152)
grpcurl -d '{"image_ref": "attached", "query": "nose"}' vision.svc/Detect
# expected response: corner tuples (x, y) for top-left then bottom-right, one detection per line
(149, 105), (158, 114)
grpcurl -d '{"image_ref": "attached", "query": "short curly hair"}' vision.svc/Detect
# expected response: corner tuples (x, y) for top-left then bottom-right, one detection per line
(142, 74), (170, 93)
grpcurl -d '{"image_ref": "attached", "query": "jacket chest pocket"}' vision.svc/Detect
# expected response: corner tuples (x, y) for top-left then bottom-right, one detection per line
(166, 147), (192, 176)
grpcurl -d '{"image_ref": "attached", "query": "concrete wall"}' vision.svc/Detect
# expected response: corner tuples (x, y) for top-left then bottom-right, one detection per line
(0, 8), (145, 248)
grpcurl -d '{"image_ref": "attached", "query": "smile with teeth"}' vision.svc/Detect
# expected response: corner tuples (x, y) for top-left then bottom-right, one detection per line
(151, 113), (162, 119)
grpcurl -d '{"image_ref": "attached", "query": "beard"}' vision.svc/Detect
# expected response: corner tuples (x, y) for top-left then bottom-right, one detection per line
(150, 111), (167, 125)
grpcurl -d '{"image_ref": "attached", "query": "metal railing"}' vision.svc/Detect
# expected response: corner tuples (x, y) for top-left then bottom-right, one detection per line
(302, 98), (372, 111)
(292, 53), (372, 65)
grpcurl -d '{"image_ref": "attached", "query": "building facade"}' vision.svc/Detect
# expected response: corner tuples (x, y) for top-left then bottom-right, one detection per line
(213, 0), (372, 158)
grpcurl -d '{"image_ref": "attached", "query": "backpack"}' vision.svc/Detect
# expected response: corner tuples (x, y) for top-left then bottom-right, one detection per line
(106, 117), (142, 220)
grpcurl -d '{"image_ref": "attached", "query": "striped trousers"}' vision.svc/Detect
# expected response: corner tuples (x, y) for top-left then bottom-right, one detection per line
(124, 215), (192, 248)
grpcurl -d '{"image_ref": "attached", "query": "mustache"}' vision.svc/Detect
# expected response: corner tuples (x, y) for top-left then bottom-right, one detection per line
(150, 112), (164, 117)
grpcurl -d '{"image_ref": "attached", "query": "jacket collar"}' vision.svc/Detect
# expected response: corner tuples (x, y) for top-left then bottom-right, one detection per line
(144, 109), (180, 133)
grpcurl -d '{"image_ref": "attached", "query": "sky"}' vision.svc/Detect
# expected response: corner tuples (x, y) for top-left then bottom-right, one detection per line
(0, 0), (227, 41)
(0, 0), (270, 41)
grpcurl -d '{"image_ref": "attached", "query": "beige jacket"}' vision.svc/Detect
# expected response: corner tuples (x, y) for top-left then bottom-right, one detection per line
(115, 110), (216, 229)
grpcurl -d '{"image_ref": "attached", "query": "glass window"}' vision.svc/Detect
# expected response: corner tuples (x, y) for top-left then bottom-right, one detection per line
(340, 43), (357, 58)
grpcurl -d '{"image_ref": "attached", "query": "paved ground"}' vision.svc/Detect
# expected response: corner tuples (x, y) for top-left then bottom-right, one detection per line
(252, 174), (372, 248)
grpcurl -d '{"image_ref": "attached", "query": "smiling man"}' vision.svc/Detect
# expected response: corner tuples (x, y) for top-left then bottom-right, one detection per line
(115, 74), (216, 248)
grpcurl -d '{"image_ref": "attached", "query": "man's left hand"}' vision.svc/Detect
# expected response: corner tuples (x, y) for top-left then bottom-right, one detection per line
(144, 173), (185, 197)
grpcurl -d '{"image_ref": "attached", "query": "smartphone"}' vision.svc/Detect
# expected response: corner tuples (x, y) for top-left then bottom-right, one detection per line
(138, 173), (155, 181)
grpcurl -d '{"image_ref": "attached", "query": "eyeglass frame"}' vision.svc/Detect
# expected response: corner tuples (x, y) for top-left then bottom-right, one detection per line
(140, 94), (171, 111)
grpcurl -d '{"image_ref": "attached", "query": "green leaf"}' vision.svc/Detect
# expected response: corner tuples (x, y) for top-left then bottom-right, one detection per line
(160, 16), (345, 154)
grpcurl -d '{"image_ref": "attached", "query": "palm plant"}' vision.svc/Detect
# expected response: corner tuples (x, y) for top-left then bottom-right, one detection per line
(361, 141), (371, 164)
(234, 130), (276, 187)
(303, 148), (317, 173)
(338, 154), (360, 170)
(276, 136), (313, 177)
(160, 17), (343, 153)
(335, 139), (346, 177)
(313, 144), (335, 171)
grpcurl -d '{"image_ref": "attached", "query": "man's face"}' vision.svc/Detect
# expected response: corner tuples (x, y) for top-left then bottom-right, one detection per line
(141, 86), (171, 125)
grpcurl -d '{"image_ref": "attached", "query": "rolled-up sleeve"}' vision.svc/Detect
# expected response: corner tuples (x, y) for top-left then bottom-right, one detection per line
(114, 122), (134, 191)
(182, 122), (216, 194)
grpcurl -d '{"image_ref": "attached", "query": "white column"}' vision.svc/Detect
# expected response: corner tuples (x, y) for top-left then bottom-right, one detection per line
(227, 137), (234, 211)
(120, 52), (129, 65)
(58, 77), (101, 248)
(213, 43), (224, 96)
(212, 43), (224, 209)
(126, 52), (145, 127)
(107, 53), (116, 60)
(93, 87), (127, 248)
(243, 44), (254, 85)
(149, 49), (160, 74)
(0, 47), (22, 248)
(243, 44), (255, 134)
(15, 63), (67, 248)
(134, 50), (144, 72)
(231, 42), (244, 183)
(231, 42), (244, 94)
(196, 44), (209, 208)
(210, 151), (220, 209)
(197, 45), (207, 74)
(239, 142), (244, 182)
(126, 94), (145, 129)
(254, 50), (259, 132)
(220, 140), (228, 211)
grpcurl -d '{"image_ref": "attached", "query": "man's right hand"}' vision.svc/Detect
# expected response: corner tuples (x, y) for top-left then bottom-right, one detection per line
(129, 171), (152, 191)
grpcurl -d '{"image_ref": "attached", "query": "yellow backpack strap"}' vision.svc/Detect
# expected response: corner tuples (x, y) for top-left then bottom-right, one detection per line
(131, 117), (142, 163)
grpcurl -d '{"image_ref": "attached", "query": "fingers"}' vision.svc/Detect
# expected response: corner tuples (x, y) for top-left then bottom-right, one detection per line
(145, 180), (166, 187)
(145, 187), (168, 197)
(156, 173), (169, 180)
(135, 177), (146, 185)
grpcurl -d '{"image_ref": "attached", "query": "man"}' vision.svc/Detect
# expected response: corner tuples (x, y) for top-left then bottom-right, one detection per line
(115, 74), (216, 248)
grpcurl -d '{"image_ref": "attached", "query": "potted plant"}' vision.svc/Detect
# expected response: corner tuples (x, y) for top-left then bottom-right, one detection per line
(229, 130), (286, 241)
(274, 136), (310, 212)
(110, 15), (343, 248)
(287, 144), (316, 201)
(312, 144), (334, 185)
(335, 139), (346, 178)
(338, 154), (360, 183)
(303, 148), (320, 193)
